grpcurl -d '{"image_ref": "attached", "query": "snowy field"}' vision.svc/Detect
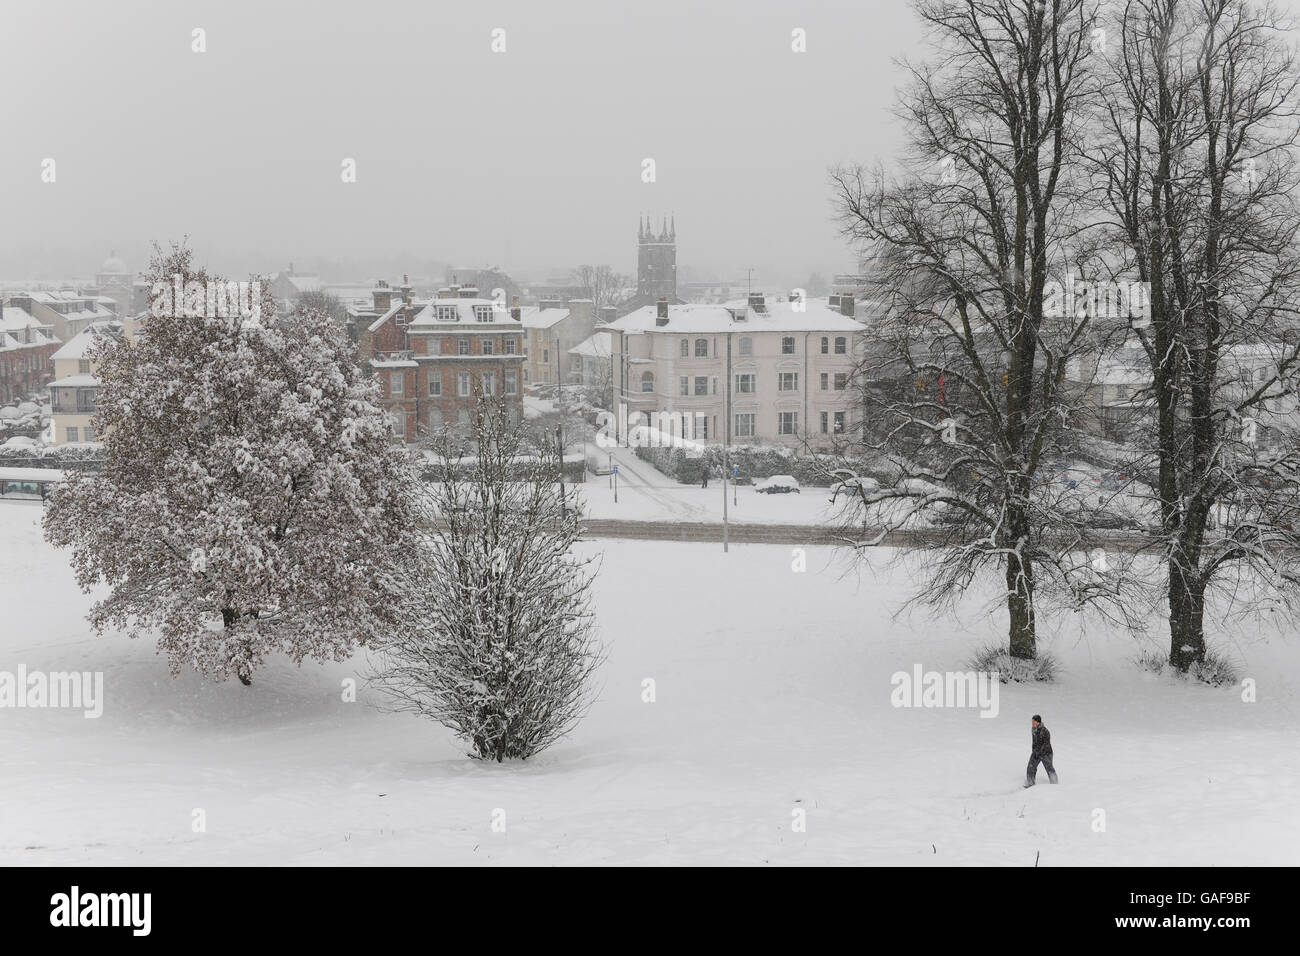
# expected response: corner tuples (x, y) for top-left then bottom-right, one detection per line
(1, 501), (1297, 866)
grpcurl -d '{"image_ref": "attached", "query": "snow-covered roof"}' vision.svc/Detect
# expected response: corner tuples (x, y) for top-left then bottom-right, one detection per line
(271, 273), (322, 294)
(570, 331), (612, 359)
(407, 298), (523, 330)
(0, 467), (66, 483)
(48, 374), (100, 387)
(50, 320), (121, 360)
(604, 299), (864, 335)
(519, 306), (570, 330)
(365, 301), (408, 333)
(0, 306), (59, 351)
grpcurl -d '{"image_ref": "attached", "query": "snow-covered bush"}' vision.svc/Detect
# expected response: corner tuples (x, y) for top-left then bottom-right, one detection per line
(373, 392), (602, 761)
(1134, 647), (1240, 687)
(43, 243), (418, 684)
(966, 643), (1059, 683)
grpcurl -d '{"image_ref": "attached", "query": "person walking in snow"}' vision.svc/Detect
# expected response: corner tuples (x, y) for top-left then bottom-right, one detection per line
(701, 468), (709, 488)
(1024, 714), (1058, 787)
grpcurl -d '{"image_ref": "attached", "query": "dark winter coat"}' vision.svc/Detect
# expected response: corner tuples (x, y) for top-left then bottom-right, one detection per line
(1031, 723), (1052, 757)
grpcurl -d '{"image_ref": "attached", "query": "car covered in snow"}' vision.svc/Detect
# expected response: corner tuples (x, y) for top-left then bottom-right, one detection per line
(754, 474), (801, 494)
(829, 474), (880, 502)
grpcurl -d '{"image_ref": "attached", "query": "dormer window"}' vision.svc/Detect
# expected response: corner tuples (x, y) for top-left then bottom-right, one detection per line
(436, 305), (459, 323)
(473, 305), (494, 323)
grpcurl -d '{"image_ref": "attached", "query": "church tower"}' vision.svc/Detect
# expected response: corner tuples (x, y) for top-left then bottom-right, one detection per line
(637, 215), (677, 301)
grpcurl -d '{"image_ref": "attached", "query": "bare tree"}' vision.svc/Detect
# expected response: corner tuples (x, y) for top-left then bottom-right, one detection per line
(571, 264), (631, 311)
(1092, 0), (1300, 670)
(829, 0), (1137, 660)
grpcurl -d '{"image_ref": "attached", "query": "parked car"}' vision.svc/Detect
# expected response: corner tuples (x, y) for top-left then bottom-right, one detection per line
(754, 474), (801, 494)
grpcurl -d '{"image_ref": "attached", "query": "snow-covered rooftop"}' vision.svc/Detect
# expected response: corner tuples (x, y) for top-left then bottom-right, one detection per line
(604, 299), (864, 335)
(407, 298), (523, 330)
(569, 331), (612, 359)
(48, 374), (100, 388)
(519, 306), (570, 330)
(50, 320), (122, 361)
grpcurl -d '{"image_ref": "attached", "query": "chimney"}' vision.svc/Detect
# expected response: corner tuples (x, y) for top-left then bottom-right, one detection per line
(600, 306), (617, 325)
(656, 297), (669, 325)
(373, 279), (392, 313)
(510, 295), (521, 321)
(840, 295), (855, 318)
(539, 297), (564, 311)
(458, 284), (478, 299)
(747, 291), (765, 313)
(400, 274), (413, 305)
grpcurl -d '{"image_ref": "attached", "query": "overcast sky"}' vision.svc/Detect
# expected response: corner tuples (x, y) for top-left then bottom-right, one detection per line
(4, 1), (1296, 288)
(0, 0), (920, 286)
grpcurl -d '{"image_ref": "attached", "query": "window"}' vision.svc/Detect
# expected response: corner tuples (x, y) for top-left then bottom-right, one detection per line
(820, 373), (828, 391)
(505, 370), (518, 395)
(834, 373), (848, 391)
(641, 371), (655, 393)
(697, 414), (710, 439)
(390, 412), (405, 437)
(458, 372), (471, 397)
(389, 371), (403, 396)
(458, 338), (470, 355)
(82, 426), (96, 442)
(680, 339), (690, 358)
(482, 338), (494, 355)
(694, 376), (709, 396)
(473, 305), (493, 323)
(834, 411), (846, 433)
(820, 411), (829, 433)
(735, 413), (755, 438)
(428, 408), (444, 429)
(778, 372), (798, 391)
(543, 348), (549, 363)
(78, 359), (91, 374)
(778, 412), (798, 435)
(437, 305), (459, 322)
(680, 376), (689, 396)
(428, 375), (442, 396)
(504, 337), (516, 354)
(820, 337), (829, 354)
(482, 372), (496, 395)
(738, 337), (752, 357)
(695, 339), (709, 357)
(782, 336), (795, 355)
(835, 337), (847, 354)
(735, 373), (755, 394)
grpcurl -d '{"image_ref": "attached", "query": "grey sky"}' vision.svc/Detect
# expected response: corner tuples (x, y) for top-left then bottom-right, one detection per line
(5, 1), (1296, 288)
(1, 0), (918, 286)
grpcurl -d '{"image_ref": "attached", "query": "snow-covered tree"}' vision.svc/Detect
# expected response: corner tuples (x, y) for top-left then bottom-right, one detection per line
(829, 0), (1130, 660)
(1091, 0), (1300, 671)
(44, 242), (418, 684)
(372, 391), (602, 761)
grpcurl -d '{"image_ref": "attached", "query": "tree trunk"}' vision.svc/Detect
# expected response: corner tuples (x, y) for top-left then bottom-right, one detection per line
(1006, 550), (1036, 659)
(222, 607), (253, 686)
(1167, 559), (1206, 671)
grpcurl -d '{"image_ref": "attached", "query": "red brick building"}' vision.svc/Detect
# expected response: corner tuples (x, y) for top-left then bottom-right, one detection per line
(356, 280), (525, 442)
(1, 301), (61, 403)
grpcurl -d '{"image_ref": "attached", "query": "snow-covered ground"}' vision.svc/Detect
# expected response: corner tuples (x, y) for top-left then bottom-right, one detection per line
(2, 501), (1297, 865)
(573, 441), (842, 525)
